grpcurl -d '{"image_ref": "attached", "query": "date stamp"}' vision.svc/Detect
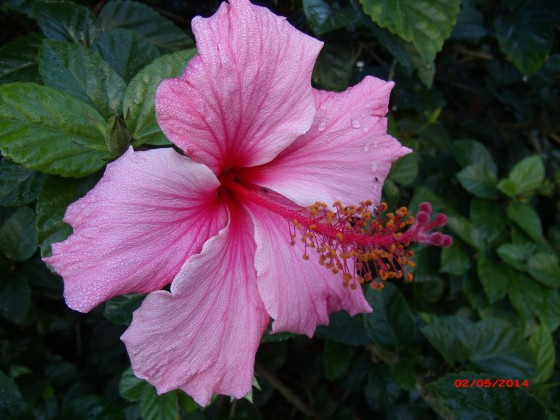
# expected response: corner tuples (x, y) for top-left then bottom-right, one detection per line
(454, 379), (529, 389)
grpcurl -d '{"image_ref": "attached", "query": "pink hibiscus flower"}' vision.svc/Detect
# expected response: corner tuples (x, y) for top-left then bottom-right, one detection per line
(44, 0), (450, 406)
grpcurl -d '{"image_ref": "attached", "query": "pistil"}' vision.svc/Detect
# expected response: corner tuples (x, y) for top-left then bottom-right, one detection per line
(221, 176), (452, 289)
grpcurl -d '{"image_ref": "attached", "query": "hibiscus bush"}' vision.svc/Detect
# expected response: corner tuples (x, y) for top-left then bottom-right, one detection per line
(1, 0), (559, 419)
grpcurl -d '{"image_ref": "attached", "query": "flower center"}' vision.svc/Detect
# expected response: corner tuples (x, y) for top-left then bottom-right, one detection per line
(220, 176), (451, 290)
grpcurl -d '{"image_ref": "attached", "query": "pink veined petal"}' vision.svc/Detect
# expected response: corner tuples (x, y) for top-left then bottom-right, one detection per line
(246, 202), (372, 337)
(121, 201), (269, 407)
(155, 0), (323, 174)
(243, 76), (411, 207)
(44, 148), (228, 313)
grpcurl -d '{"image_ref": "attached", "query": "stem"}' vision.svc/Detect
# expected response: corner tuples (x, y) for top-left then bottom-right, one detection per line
(255, 362), (315, 417)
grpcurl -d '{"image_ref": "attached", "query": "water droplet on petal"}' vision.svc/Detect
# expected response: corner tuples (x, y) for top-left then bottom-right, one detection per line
(371, 161), (378, 172)
(362, 127), (369, 133)
(317, 119), (327, 132)
(364, 143), (370, 152)
(351, 119), (361, 128)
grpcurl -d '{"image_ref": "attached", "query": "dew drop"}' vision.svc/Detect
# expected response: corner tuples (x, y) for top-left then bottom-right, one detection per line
(391, 105), (398, 111)
(522, 75), (529, 82)
(351, 119), (361, 128)
(317, 119), (327, 132)
(364, 143), (370, 152)
(371, 161), (378, 172)
(362, 127), (369, 133)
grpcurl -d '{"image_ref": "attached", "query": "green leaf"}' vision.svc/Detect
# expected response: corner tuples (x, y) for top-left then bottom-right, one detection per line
(33, 0), (101, 47)
(0, 83), (110, 177)
(508, 275), (544, 320)
(119, 367), (149, 402)
(409, 187), (445, 214)
(421, 316), (535, 378)
(139, 385), (178, 420)
(413, 278), (445, 304)
(527, 253), (560, 288)
(0, 272), (31, 324)
(5, 0), (35, 16)
(0, 159), (47, 207)
(367, 23), (435, 87)
(408, 246), (441, 282)
(360, 0), (461, 62)
(103, 294), (144, 326)
(499, 156), (545, 197)
(456, 165), (498, 199)
(496, 179), (517, 198)
(323, 339), (352, 381)
(20, 258), (60, 289)
(123, 49), (195, 146)
(364, 365), (401, 407)
(92, 28), (160, 83)
(36, 175), (99, 258)
(497, 242), (537, 272)
(0, 206), (37, 262)
(451, 5), (487, 41)
(477, 256), (513, 303)
(260, 323), (296, 343)
(0, 33), (43, 84)
(388, 153), (418, 185)
(382, 179), (400, 205)
(440, 241), (470, 275)
(509, 156), (545, 194)
(303, 0), (360, 35)
(312, 35), (354, 91)
(528, 326), (554, 384)
(0, 371), (26, 419)
(446, 215), (483, 251)
(38, 40), (125, 118)
(390, 358), (416, 391)
(364, 283), (415, 351)
(451, 139), (496, 172)
(506, 203), (543, 244)
(429, 372), (546, 419)
(469, 198), (506, 244)
(98, 0), (193, 52)
(495, 2), (555, 75)
(317, 311), (370, 346)
(539, 290), (560, 330)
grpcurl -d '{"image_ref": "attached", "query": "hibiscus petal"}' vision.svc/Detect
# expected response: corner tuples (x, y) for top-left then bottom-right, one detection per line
(156, 0), (322, 174)
(247, 203), (371, 337)
(244, 76), (411, 206)
(121, 202), (268, 406)
(44, 148), (227, 313)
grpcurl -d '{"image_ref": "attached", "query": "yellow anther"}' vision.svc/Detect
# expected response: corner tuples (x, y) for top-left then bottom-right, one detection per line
(336, 232), (344, 241)
(303, 254), (309, 260)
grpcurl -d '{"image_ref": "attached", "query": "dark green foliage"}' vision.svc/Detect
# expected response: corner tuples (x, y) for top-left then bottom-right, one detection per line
(0, 0), (558, 418)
